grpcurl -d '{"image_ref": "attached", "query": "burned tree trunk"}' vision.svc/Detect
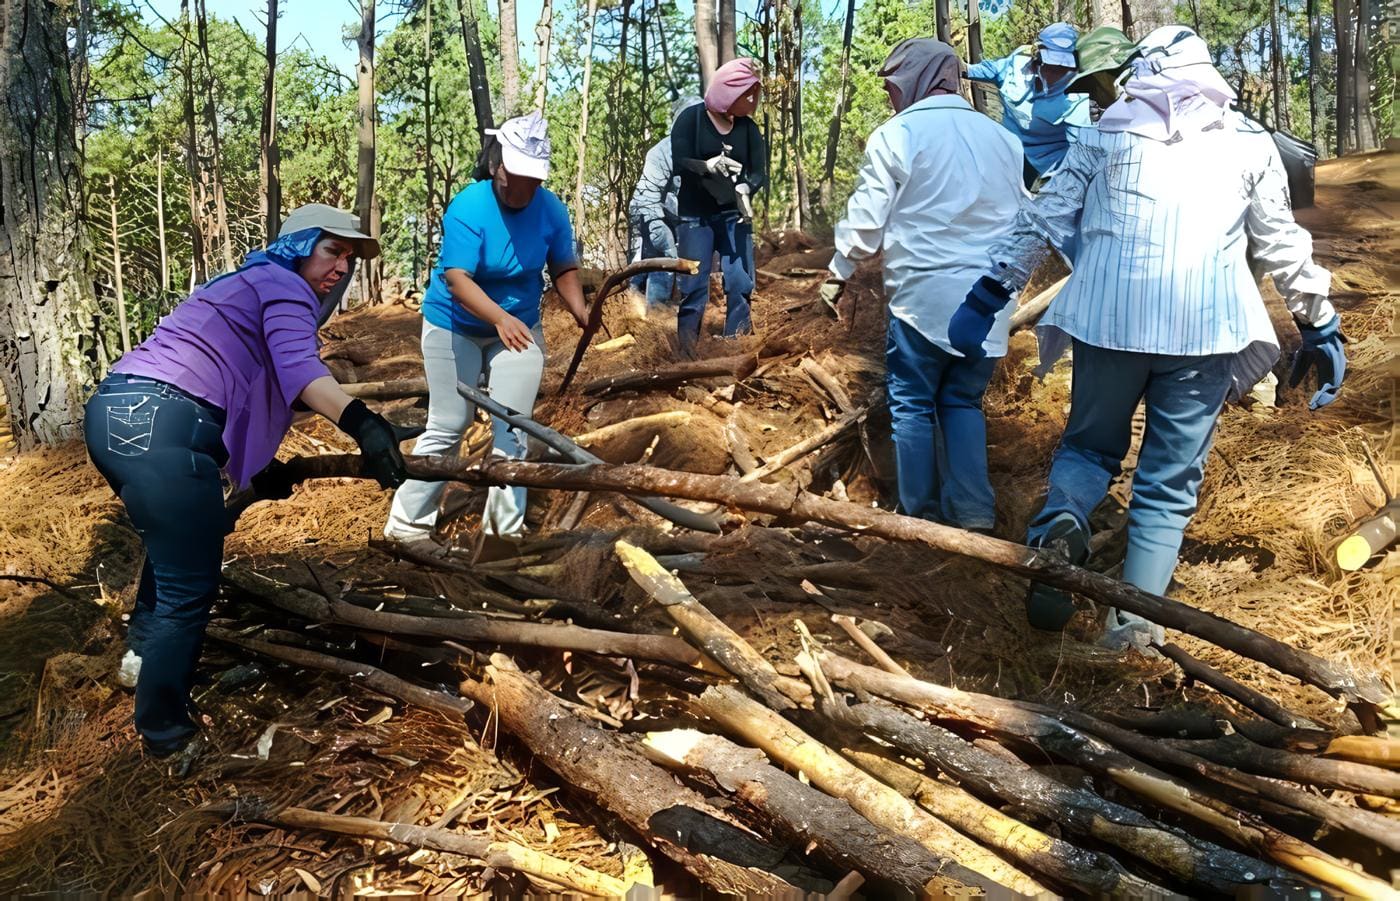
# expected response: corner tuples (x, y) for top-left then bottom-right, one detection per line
(457, 0), (495, 145)
(819, 0), (857, 208)
(0, 0), (109, 448)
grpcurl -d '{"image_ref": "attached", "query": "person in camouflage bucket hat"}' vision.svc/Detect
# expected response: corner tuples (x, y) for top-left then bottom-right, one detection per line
(1068, 26), (1139, 115)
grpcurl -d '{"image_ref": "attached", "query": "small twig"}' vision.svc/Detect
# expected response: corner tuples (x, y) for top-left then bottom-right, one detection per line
(0, 573), (85, 602)
(831, 615), (911, 678)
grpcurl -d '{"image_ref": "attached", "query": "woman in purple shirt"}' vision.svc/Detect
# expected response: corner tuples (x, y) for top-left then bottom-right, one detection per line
(83, 204), (407, 761)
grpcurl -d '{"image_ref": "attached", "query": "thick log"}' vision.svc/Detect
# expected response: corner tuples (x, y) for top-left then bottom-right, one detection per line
(456, 654), (806, 895)
(1325, 735), (1400, 769)
(823, 733), (1169, 898)
(456, 382), (722, 533)
(582, 352), (760, 396)
(1335, 498), (1399, 571)
(798, 357), (855, 414)
(823, 697), (1309, 895)
(341, 378), (429, 400)
(615, 540), (810, 710)
(818, 651), (1400, 855)
(692, 684), (1045, 894)
(642, 729), (977, 899)
(202, 799), (627, 896)
(572, 411), (691, 447)
(207, 627), (473, 719)
(559, 258), (701, 393)
(273, 455), (1389, 704)
(1168, 733), (1400, 799)
(222, 566), (717, 671)
(1157, 642), (1319, 729)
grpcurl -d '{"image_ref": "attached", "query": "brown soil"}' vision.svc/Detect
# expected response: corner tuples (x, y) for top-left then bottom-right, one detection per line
(0, 152), (1394, 894)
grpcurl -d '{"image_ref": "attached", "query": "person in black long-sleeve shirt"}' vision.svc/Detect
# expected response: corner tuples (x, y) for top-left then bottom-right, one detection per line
(670, 58), (768, 356)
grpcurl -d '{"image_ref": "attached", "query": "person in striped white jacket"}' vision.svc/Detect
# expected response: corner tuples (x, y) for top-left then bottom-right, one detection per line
(948, 26), (1344, 652)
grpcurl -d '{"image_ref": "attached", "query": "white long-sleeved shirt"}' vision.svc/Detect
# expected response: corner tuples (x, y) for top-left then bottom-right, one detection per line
(990, 111), (1332, 394)
(830, 94), (1026, 357)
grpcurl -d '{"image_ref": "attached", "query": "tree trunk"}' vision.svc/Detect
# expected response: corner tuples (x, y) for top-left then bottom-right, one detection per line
(1121, 0), (1135, 39)
(259, 0), (282, 243)
(532, 0), (553, 111)
(655, 0), (676, 95)
(1351, 0), (1377, 149)
(179, 4), (208, 285)
(571, 0), (600, 237)
(695, 0), (718, 89)
(1090, 0), (1123, 27)
(967, 0), (987, 112)
(155, 147), (170, 293)
(1334, 0), (1354, 154)
(717, 0), (736, 64)
(457, 0), (495, 146)
(1307, 0), (1322, 145)
(355, 0), (380, 304)
(423, 0), (436, 264)
(107, 176), (130, 354)
(935, 0), (951, 42)
(194, 0), (235, 271)
(639, 0), (650, 140)
(0, 0), (109, 447)
(1269, 0), (1289, 130)
(819, 0), (857, 208)
(790, 0), (809, 230)
(498, 0), (521, 114)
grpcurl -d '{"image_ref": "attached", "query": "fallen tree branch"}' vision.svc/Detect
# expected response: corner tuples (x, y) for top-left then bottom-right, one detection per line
(572, 411), (691, 448)
(641, 729), (978, 898)
(199, 799), (628, 896)
(1156, 642), (1319, 729)
(271, 454), (1389, 704)
(739, 407), (867, 483)
(456, 382), (722, 534)
(1008, 275), (1067, 333)
(692, 684), (1044, 894)
(207, 627), (473, 719)
(222, 566), (719, 672)
(1167, 733), (1400, 799)
(340, 378), (430, 401)
(457, 654), (808, 895)
(581, 352), (760, 397)
(560, 258), (701, 394)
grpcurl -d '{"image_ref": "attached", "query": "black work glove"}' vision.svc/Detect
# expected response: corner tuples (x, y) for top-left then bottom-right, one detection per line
(250, 459), (298, 500)
(337, 399), (409, 489)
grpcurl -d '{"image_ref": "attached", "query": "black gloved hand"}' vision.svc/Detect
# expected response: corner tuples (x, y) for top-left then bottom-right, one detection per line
(250, 459), (298, 500)
(337, 399), (408, 489)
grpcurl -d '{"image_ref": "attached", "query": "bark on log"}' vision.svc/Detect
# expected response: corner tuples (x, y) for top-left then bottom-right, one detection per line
(207, 627), (473, 719)
(692, 684), (1045, 894)
(740, 408), (866, 483)
(615, 540), (810, 710)
(1157, 642), (1319, 729)
(798, 357), (855, 414)
(559, 258), (701, 393)
(818, 651), (1400, 855)
(582, 353), (761, 396)
(572, 411), (691, 447)
(273, 455), (1389, 704)
(821, 732), (1169, 898)
(222, 566), (717, 671)
(456, 382), (723, 533)
(1325, 735), (1400, 769)
(641, 729), (978, 898)
(822, 697), (1309, 895)
(341, 378), (429, 400)
(1167, 733), (1400, 799)
(456, 654), (807, 895)
(201, 799), (628, 896)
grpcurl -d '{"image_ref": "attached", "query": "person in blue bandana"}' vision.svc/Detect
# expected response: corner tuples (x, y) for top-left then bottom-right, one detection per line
(967, 22), (1092, 189)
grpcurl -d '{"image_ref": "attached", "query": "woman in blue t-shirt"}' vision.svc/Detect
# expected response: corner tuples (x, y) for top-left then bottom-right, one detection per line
(386, 112), (587, 545)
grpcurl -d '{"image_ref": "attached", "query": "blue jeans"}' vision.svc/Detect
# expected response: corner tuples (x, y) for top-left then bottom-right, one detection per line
(629, 217), (680, 307)
(886, 318), (998, 529)
(1027, 340), (1233, 595)
(83, 374), (228, 754)
(676, 214), (755, 353)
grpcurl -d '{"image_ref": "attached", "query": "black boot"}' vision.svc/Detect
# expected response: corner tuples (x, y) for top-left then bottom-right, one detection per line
(1024, 513), (1090, 631)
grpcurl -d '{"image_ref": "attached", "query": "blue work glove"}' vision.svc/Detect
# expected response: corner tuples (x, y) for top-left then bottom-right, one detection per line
(948, 276), (1013, 360)
(1287, 315), (1346, 410)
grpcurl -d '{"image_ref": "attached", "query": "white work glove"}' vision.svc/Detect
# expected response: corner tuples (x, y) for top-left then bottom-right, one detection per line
(705, 154), (743, 177)
(734, 183), (754, 220)
(818, 278), (845, 317)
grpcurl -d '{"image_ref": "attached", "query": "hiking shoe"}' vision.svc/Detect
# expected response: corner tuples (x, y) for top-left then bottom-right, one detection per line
(1024, 513), (1089, 631)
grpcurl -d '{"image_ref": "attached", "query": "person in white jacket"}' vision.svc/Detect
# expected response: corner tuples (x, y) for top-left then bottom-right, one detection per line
(948, 26), (1343, 650)
(821, 38), (1026, 531)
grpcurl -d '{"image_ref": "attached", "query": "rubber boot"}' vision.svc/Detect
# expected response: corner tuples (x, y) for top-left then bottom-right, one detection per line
(1024, 512), (1090, 631)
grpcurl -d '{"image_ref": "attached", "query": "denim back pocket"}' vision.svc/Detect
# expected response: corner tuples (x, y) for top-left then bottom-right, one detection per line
(106, 397), (160, 457)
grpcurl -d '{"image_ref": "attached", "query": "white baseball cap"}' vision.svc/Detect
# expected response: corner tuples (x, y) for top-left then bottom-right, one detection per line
(487, 111), (552, 180)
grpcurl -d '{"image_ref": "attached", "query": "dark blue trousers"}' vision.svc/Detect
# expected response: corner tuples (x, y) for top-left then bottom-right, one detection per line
(675, 213), (755, 354)
(83, 374), (228, 755)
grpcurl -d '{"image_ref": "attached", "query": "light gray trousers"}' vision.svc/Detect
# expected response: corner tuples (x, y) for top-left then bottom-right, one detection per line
(385, 318), (545, 539)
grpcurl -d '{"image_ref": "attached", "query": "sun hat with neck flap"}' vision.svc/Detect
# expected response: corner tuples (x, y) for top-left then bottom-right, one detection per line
(1036, 22), (1079, 68)
(487, 111), (553, 180)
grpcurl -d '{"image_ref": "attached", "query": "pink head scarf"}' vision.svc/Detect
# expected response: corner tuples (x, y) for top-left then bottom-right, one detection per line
(704, 58), (762, 114)
(1098, 26), (1236, 142)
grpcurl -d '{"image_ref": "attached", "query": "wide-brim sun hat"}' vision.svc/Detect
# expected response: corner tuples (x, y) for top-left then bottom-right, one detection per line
(280, 203), (380, 259)
(1068, 26), (1138, 92)
(488, 111), (552, 181)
